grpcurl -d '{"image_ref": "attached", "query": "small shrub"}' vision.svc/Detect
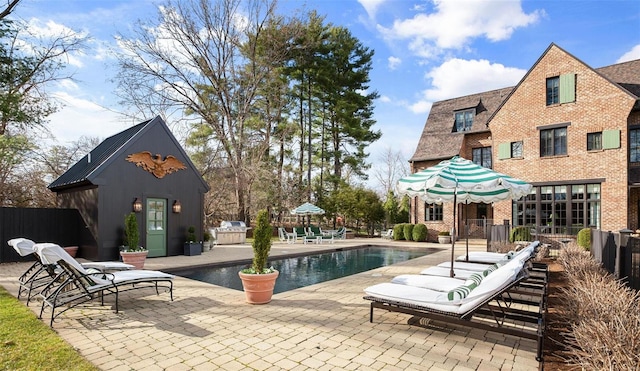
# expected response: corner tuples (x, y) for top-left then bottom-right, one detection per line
(403, 223), (414, 241)
(393, 224), (405, 240)
(509, 226), (531, 242)
(412, 224), (428, 242)
(576, 228), (591, 251)
(438, 230), (450, 236)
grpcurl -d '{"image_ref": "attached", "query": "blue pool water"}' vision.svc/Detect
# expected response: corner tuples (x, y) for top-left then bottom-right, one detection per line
(172, 246), (436, 294)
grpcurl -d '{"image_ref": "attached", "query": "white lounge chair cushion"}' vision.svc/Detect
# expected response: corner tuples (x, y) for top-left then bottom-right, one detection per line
(437, 260), (502, 272)
(391, 274), (466, 292)
(419, 266), (484, 279)
(8, 238), (36, 256)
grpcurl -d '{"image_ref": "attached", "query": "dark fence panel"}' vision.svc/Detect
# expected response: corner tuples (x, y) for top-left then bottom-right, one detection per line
(624, 237), (640, 290)
(0, 207), (88, 263)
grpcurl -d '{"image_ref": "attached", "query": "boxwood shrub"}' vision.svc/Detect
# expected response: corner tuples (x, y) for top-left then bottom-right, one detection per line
(577, 228), (591, 251)
(509, 226), (532, 242)
(393, 224), (406, 240)
(403, 223), (415, 241)
(412, 224), (428, 242)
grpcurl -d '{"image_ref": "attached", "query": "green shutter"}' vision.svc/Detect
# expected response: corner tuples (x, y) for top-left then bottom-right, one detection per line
(497, 142), (511, 159)
(602, 129), (620, 149)
(559, 73), (576, 103)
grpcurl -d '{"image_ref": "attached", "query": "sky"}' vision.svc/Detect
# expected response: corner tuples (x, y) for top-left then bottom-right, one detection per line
(8, 0), (640, 189)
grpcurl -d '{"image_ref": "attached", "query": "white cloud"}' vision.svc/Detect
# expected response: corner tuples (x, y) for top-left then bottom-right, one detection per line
(377, 0), (542, 58)
(388, 56), (401, 70)
(46, 92), (128, 145)
(409, 58), (526, 113)
(378, 95), (391, 103)
(617, 44), (640, 63)
(24, 19), (88, 68)
(357, 0), (387, 19)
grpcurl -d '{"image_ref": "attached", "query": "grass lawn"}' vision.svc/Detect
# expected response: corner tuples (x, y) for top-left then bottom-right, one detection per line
(0, 286), (98, 371)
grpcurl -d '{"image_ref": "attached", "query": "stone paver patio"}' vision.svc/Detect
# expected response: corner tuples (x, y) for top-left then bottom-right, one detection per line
(0, 238), (540, 370)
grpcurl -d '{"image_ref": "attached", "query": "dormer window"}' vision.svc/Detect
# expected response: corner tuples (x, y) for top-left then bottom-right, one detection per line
(454, 109), (474, 132)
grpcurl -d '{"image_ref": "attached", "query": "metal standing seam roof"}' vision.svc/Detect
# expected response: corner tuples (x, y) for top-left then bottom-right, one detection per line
(48, 119), (152, 190)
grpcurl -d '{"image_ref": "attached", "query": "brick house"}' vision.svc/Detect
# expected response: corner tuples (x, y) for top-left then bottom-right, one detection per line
(408, 43), (640, 241)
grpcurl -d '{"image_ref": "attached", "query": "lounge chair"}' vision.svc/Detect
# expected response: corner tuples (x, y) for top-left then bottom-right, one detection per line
(8, 238), (134, 305)
(364, 256), (547, 361)
(35, 243), (173, 327)
(292, 227), (308, 242)
(455, 242), (539, 264)
(382, 229), (393, 239)
(304, 225), (335, 244)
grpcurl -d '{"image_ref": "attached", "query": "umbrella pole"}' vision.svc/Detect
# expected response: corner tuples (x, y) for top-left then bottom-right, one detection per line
(465, 200), (469, 262)
(450, 193), (457, 278)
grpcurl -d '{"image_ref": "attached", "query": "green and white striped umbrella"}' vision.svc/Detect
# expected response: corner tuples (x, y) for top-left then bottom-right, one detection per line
(396, 156), (532, 277)
(397, 156), (531, 204)
(291, 202), (325, 216)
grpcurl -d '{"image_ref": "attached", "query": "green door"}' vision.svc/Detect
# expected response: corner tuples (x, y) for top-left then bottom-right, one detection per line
(146, 198), (167, 257)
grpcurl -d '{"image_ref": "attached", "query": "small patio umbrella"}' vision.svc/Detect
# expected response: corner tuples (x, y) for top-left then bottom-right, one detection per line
(397, 156), (532, 277)
(291, 202), (325, 227)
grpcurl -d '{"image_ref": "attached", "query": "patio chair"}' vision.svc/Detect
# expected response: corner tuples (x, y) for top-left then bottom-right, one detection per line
(455, 241), (539, 264)
(292, 227), (308, 242)
(277, 227), (295, 244)
(332, 227), (347, 239)
(304, 225), (335, 244)
(382, 229), (393, 239)
(8, 238), (135, 305)
(364, 258), (548, 361)
(35, 243), (173, 327)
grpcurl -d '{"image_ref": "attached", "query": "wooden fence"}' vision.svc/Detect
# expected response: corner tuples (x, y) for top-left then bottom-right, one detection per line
(0, 207), (92, 263)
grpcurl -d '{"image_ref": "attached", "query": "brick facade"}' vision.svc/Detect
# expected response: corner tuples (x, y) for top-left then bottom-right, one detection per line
(409, 44), (639, 237)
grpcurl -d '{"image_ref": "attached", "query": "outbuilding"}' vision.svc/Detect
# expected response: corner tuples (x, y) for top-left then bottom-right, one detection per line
(48, 116), (209, 261)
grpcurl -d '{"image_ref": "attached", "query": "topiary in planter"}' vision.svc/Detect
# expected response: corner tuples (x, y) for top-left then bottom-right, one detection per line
(412, 223), (428, 242)
(509, 226), (531, 243)
(403, 223), (414, 241)
(577, 228), (591, 251)
(393, 224), (405, 240)
(246, 209), (274, 274)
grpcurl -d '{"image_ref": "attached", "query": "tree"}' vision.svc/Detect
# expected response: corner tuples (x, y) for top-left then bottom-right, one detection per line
(114, 0), (298, 224)
(0, 0), (21, 20)
(373, 146), (408, 196)
(0, 19), (87, 135)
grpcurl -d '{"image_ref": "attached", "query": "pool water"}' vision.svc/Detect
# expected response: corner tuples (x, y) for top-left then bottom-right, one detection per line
(172, 246), (435, 294)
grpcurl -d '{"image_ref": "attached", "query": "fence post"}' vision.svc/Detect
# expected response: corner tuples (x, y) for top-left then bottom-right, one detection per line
(618, 229), (632, 280)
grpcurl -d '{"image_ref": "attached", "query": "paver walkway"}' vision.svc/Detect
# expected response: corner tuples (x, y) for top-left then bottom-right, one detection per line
(0, 238), (540, 370)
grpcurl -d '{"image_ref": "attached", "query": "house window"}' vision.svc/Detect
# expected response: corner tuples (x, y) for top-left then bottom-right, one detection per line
(631, 128), (640, 162)
(511, 141), (523, 158)
(540, 127), (567, 157)
(546, 77), (559, 105)
(472, 147), (492, 168)
(454, 109), (474, 132)
(424, 203), (443, 221)
(513, 183), (601, 233)
(587, 132), (602, 151)
(546, 73), (576, 106)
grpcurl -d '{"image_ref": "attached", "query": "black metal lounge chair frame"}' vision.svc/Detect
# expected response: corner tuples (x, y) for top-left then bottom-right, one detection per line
(365, 264), (548, 362)
(38, 260), (174, 327)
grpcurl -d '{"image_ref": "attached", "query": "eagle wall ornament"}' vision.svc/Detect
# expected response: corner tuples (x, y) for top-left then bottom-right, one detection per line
(126, 151), (187, 179)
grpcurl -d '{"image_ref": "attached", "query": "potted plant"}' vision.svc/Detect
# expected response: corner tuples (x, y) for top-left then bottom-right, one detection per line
(238, 209), (278, 304)
(120, 212), (148, 269)
(184, 226), (202, 256)
(438, 230), (451, 244)
(203, 230), (213, 251)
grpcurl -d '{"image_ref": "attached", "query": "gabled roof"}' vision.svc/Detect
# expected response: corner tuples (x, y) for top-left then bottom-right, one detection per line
(48, 116), (209, 191)
(596, 59), (640, 99)
(409, 87), (513, 162)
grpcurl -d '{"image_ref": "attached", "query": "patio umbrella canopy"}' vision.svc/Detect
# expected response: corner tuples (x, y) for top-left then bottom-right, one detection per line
(397, 156), (532, 277)
(291, 202), (325, 227)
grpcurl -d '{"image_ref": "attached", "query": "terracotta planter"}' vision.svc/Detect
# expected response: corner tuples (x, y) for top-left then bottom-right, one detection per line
(63, 246), (78, 258)
(238, 270), (279, 304)
(120, 250), (148, 270)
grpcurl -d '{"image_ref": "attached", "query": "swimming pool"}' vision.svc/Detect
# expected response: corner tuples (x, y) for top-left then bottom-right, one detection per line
(171, 246), (437, 294)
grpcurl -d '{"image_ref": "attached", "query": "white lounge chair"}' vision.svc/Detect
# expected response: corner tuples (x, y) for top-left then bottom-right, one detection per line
(277, 227), (295, 244)
(35, 243), (173, 327)
(455, 242), (538, 264)
(382, 229), (393, 239)
(8, 238), (134, 305)
(364, 256), (547, 361)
